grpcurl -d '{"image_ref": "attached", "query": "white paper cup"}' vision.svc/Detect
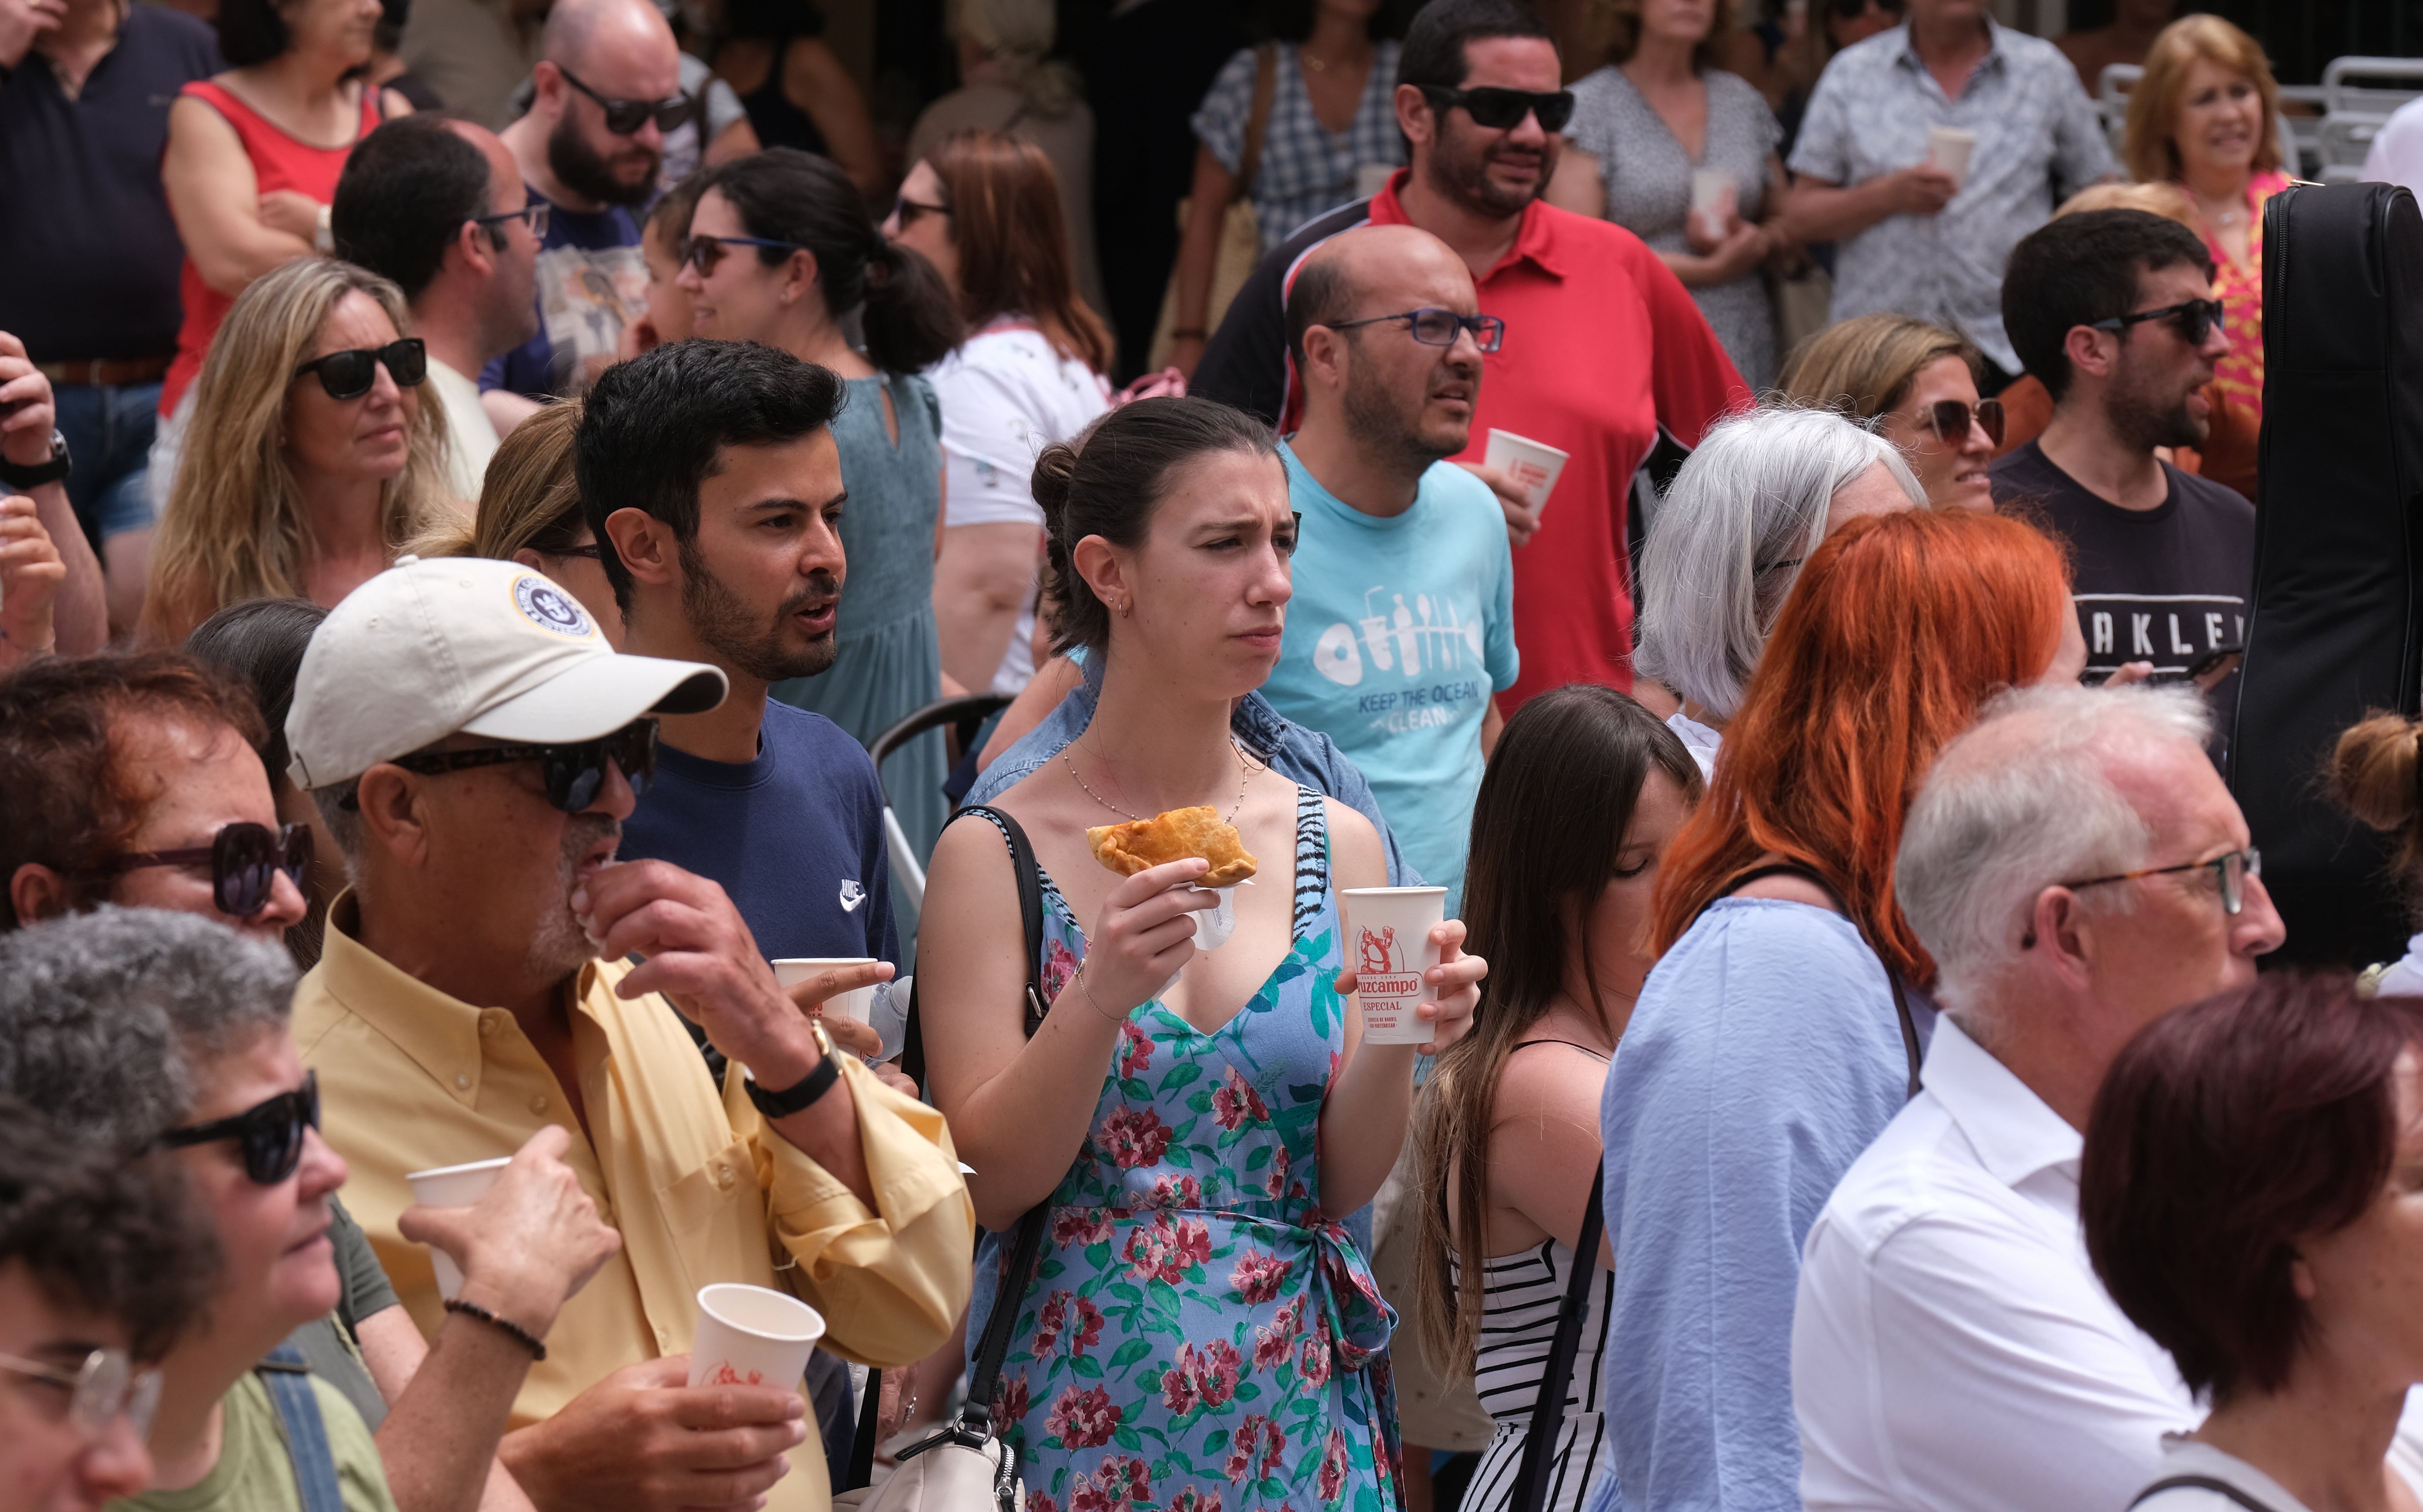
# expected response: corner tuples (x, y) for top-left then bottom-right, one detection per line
(689, 1283), (826, 1393)
(1688, 168), (1736, 242)
(1484, 429), (1572, 517)
(773, 958), (880, 1024)
(1340, 886), (1448, 1045)
(1192, 886), (1240, 951)
(1927, 126), (1976, 187)
(405, 1156), (512, 1300)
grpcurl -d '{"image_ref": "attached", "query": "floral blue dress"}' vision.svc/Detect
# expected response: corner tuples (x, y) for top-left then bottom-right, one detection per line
(976, 788), (1401, 1512)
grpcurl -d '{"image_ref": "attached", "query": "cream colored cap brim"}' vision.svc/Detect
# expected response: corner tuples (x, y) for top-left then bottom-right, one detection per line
(458, 652), (729, 744)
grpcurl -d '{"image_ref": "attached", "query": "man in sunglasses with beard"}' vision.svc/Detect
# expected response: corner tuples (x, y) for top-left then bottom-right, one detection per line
(484, 0), (684, 425)
(1192, 0), (1747, 719)
(1990, 210), (2253, 731)
(284, 554), (975, 1512)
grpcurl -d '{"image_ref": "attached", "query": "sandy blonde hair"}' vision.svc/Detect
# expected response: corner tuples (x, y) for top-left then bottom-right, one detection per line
(404, 400), (586, 561)
(1778, 311), (1979, 422)
(2054, 180), (2201, 230)
(2334, 712), (2423, 895)
(144, 259), (450, 644)
(2123, 14), (2282, 185)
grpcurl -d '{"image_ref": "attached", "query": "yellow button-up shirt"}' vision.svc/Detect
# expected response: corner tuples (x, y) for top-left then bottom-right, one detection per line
(293, 896), (974, 1512)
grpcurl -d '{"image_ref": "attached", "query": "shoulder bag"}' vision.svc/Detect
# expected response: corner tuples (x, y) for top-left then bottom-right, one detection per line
(1503, 1161), (1606, 1512)
(1147, 42), (1279, 370)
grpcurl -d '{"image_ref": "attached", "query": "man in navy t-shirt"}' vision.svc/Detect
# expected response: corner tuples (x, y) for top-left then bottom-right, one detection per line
(576, 338), (897, 983)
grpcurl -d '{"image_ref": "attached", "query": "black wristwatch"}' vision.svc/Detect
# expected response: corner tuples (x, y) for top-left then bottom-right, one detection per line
(744, 1023), (842, 1118)
(0, 430), (70, 491)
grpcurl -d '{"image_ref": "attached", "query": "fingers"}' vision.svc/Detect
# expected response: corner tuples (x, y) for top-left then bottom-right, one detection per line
(820, 1013), (883, 1059)
(623, 1355), (696, 1391)
(667, 1384), (809, 1433)
(779, 960), (893, 1015)
(872, 1063), (919, 1098)
(1107, 857), (1212, 908)
(516, 1122), (575, 1162)
(2103, 661), (2156, 689)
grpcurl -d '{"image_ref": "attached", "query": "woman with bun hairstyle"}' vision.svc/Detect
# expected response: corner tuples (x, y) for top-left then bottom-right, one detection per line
(918, 397), (1486, 1512)
(2332, 713), (2423, 996)
(681, 146), (964, 865)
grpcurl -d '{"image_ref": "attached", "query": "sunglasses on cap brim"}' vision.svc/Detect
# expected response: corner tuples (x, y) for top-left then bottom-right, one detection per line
(352, 719), (661, 814)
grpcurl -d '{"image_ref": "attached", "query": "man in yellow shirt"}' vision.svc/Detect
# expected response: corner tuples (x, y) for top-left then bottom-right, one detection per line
(282, 554), (975, 1512)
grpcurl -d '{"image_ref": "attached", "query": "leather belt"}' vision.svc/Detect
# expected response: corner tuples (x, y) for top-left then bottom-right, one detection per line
(37, 355), (173, 387)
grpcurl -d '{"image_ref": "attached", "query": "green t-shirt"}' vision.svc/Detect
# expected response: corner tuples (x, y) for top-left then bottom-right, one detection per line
(111, 1370), (398, 1512)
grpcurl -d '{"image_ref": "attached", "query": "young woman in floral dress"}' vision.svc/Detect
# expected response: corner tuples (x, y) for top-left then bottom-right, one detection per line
(920, 397), (1484, 1512)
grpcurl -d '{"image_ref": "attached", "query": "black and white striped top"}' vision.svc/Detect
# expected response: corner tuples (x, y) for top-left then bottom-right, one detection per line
(1450, 1234), (1613, 1512)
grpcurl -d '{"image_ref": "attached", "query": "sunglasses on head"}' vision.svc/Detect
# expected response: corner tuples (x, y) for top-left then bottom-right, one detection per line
(360, 719), (660, 814)
(2091, 297), (2227, 345)
(1917, 396), (2004, 446)
(685, 232), (809, 276)
(1418, 83), (1576, 133)
(104, 821), (311, 918)
(293, 338), (426, 401)
(557, 64), (692, 135)
(159, 1070), (320, 1185)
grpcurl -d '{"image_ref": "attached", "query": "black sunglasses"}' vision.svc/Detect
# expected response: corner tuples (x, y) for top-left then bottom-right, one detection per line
(1918, 396), (2004, 446)
(159, 1071), (320, 1185)
(2092, 297), (2227, 346)
(104, 821), (311, 917)
(360, 719), (659, 814)
(1828, 0), (1904, 18)
(1326, 307), (1508, 353)
(293, 338), (426, 401)
(557, 64), (692, 135)
(1419, 84), (1575, 133)
(685, 233), (809, 276)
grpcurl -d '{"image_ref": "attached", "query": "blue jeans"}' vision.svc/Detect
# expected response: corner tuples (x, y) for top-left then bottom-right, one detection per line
(50, 380), (160, 551)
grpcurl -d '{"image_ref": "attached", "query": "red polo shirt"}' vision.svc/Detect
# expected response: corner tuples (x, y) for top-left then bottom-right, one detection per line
(1357, 183), (1749, 712)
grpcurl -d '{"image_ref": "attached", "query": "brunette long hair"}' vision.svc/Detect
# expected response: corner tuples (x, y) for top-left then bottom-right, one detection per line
(1651, 508), (2073, 986)
(927, 129), (1113, 374)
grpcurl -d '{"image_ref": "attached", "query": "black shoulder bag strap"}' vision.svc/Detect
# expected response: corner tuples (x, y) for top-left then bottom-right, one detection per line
(1699, 862), (1922, 1100)
(859, 805), (1052, 1489)
(1506, 1160), (1606, 1512)
(2127, 1476), (2281, 1512)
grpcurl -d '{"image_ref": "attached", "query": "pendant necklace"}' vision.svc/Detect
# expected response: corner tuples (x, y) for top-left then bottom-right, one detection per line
(1064, 737), (1262, 824)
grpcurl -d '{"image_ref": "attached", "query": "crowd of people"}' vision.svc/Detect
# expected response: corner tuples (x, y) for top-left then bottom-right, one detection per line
(7, 0), (2423, 1511)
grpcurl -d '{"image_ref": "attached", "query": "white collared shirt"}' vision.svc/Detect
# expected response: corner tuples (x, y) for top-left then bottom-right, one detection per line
(1791, 1014), (2198, 1512)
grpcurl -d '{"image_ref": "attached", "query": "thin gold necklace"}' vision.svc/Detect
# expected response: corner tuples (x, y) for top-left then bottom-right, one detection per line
(1064, 737), (1263, 824)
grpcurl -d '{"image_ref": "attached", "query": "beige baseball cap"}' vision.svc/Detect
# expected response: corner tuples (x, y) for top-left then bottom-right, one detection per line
(285, 556), (728, 791)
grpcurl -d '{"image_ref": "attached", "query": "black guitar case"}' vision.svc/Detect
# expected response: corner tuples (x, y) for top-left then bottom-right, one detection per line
(2229, 181), (2423, 967)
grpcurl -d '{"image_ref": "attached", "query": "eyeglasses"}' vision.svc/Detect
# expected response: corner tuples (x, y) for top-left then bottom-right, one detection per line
(1325, 307), (1508, 353)
(159, 1071), (320, 1185)
(890, 196), (949, 230)
(2060, 846), (2263, 916)
(0, 1349), (162, 1439)
(557, 65), (692, 135)
(1917, 396), (2004, 446)
(368, 719), (659, 814)
(474, 201), (551, 240)
(1417, 84), (1576, 133)
(2091, 297), (2228, 346)
(293, 338), (427, 401)
(685, 233), (809, 276)
(103, 821), (312, 918)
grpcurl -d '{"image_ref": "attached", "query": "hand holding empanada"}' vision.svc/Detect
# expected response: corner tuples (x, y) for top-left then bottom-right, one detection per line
(1087, 806), (1259, 888)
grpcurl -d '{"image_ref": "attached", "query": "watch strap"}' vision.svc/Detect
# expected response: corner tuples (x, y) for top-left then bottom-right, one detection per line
(0, 430), (70, 490)
(744, 1022), (841, 1118)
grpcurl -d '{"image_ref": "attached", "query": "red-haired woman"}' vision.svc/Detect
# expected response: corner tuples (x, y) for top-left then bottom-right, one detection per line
(1587, 506), (2088, 1512)
(886, 129), (1115, 699)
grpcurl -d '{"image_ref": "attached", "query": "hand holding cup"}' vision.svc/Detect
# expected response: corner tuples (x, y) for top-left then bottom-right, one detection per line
(401, 1124), (621, 1332)
(1077, 858), (1218, 1019)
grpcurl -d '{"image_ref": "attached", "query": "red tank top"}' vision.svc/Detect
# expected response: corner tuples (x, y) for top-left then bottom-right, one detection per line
(161, 79), (381, 416)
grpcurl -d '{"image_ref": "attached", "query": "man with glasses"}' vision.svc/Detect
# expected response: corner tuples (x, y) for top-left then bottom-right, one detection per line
(1793, 682), (2282, 1512)
(283, 555), (975, 1512)
(1192, 0), (1746, 717)
(1258, 225), (1517, 915)
(0, 1097), (212, 1512)
(1990, 210), (2254, 723)
(334, 116), (545, 505)
(486, 0), (684, 419)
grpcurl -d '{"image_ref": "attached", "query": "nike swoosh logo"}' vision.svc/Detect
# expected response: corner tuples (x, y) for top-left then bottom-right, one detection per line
(839, 880), (867, 913)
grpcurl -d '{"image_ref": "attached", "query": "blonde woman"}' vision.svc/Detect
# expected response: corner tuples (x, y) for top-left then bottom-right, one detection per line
(139, 258), (452, 646)
(2124, 16), (2288, 431)
(404, 400), (621, 644)
(1778, 312), (1999, 509)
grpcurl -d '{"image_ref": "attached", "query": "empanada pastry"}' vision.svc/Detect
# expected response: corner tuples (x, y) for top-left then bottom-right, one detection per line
(1087, 806), (1259, 887)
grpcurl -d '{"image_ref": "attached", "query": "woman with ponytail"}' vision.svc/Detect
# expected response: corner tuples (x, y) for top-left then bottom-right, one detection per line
(1410, 686), (1699, 1512)
(681, 146), (964, 868)
(2333, 713), (2423, 995)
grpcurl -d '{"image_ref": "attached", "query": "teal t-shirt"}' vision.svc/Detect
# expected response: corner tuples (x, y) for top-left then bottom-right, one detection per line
(1261, 441), (1517, 910)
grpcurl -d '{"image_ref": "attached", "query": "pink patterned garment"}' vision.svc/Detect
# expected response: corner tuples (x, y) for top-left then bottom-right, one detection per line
(2196, 168), (2293, 423)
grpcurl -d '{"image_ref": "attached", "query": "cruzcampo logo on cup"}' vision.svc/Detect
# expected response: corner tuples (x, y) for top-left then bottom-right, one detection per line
(1340, 886), (1447, 1044)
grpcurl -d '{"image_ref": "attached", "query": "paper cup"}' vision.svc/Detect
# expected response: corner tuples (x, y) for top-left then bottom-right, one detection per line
(1340, 886), (1448, 1045)
(405, 1156), (511, 1300)
(1689, 168), (1736, 242)
(1927, 126), (1976, 187)
(1484, 429), (1572, 517)
(689, 1283), (826, 1392)
(773, 958), (879, 1025)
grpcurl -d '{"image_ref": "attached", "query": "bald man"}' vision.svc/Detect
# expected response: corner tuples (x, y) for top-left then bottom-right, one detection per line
(333, 116), (544, 502)
(485, 0), (683, 413)
(1259, 225), (1518, 914)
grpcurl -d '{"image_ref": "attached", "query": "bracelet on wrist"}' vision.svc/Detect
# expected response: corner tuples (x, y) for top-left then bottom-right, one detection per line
(1073, 960), (1126, 1025)
(744, 1020), (841, 1118)
(444, 1297), (547, 1360)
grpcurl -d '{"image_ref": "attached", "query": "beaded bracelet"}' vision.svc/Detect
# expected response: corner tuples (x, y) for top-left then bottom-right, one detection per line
(444, 1297), (547, 1361)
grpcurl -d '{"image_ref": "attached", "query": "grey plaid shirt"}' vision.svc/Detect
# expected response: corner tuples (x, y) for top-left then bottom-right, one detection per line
(1788, 21), (2113, 374)
(1194, 41), (1406, 255)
